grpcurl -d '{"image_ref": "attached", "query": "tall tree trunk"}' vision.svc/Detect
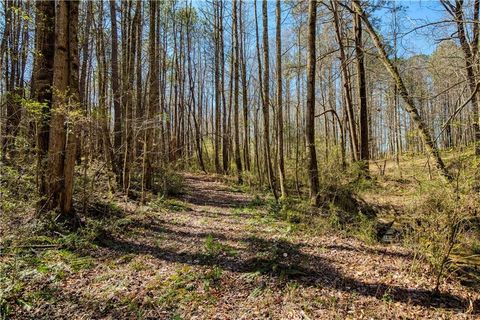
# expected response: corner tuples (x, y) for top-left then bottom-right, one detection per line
(109, 0), (122, 181)
(220, 1), (229, 173)
(2, 0), (22, 160)
(213, 1), (221, 173)
(276, 0), (287, 198)
(122, 1), (140, 192)
(145, 0), (159, 190)
(233, 0), (243, 183)
(332, 0), (359, 162)
(445, 0), (480, 155)
(254, 0), (264, 184)
(239, 0), (250, 172)
(95, 2), (115, 189)
(306, 0), (320, 205)
(354, 8), (369, 167)
(262, 0), (278, 199)
(76, 1), (93, 165)
(33, 0), (55, 211)
(47, 0), (80, 217)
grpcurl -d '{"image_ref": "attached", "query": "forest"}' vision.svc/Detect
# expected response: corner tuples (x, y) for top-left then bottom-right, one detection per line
(1, 0), (480, 318)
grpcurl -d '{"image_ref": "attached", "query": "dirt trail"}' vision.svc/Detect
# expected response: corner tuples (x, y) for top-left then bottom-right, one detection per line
(24, 174), (479, 319)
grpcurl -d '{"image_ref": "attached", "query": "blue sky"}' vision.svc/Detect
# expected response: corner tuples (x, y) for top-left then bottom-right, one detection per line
(189, 0), (452, 58)
(377, 0), (449, 56)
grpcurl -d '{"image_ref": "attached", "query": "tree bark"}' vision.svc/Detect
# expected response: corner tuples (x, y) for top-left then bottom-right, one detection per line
(233, 0), (243, 183)
(145, 0), (159, 190)
(354, 8), (369, 166)
(276, 0), (287, 198)
(47, 0), (80, 216)
(109, 0), (122, 180)
(332, 0), (359, 162)
(239, 0), (250, 172)
(262, 0), (278, 199)
(33, 0), (55, 211)
(306, 0), (320, 205)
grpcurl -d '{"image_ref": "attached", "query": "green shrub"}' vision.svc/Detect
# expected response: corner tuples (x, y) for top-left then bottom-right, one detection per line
(157, 166), (185, 196)
(405, 182), (477, 291)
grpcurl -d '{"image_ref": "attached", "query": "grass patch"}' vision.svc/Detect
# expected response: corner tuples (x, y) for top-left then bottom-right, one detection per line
(203, 234), (238, 257)
(151, 197), (191, 212)
(147, 266), (219, 311)
(0, 246), (95, 317)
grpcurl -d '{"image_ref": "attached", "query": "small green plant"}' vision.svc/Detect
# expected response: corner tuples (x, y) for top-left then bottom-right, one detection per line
(203, 235), (237, 257)
(247, 195), (265, 208)
(267, 199), (282, 217)
(203, 266), (223, 287)
(158, 166), (185, 196)
(351, 212), (377, 245)
(472, 242), (480, 255)
(381, 289), (393, 303)
(204, 235), (223, 257)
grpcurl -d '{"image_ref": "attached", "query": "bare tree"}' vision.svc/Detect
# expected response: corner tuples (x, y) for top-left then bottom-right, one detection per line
(306, 0), (320, 205)
(262, 0), (278, 199)
(276, 0), (287, 198)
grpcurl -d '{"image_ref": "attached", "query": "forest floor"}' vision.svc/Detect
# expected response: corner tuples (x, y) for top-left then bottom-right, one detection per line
(2, 173), (480, 319)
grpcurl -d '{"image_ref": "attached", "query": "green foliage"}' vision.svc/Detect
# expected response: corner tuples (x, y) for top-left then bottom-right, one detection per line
(0, 247), (94, 317)
(148, 266), (219, 310)
(0, 164), (38, 217)
(157, 166), (185, 196)
(203, 266), (223, 288)
(267, 199), (283, 217)
(247, 195), (266, 208)
(351, 212), (378, 245)
(203, 234), (224, 257)
(19, 96), (49, 119)
(203, 235), (237, 258)
(404, 181), (478, 291)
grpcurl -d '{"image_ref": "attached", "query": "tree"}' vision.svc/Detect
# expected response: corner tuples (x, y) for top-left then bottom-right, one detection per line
(254, 0), (264, 184)
(262, 0), (278, 199)
(354, 6), (369, 166)
(145, 0), (159, 191)
(213, 0), (221, 173)
(233, 0), (243, 183)
(220, 1), (229, 173)
(239, 0), (250, 172)
(331, 0), (359, 162)
(95, 1), (115, 188)
(2, 0), (29, 160)
(109, 0), (122, 180)
(276, 0), (287, 198)
(306, 0), (320, 205)
(47, 0), (80, 216)
(33, 0), (55, 210)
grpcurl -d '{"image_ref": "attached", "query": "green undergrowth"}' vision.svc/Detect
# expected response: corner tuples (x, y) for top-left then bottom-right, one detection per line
(144, 265), (222, 313)
(0, 244), (95, 318)
(229, 161), (381, 244)
(203, 234), (238, 258)
(151, 196), (192, 212)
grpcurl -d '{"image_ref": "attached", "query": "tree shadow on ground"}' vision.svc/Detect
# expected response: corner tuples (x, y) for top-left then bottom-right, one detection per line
(98, 225), (479, 314)
(318, 243), (414, 260)
(181, 191), (251, 209)
(181, 178), (251, 209)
